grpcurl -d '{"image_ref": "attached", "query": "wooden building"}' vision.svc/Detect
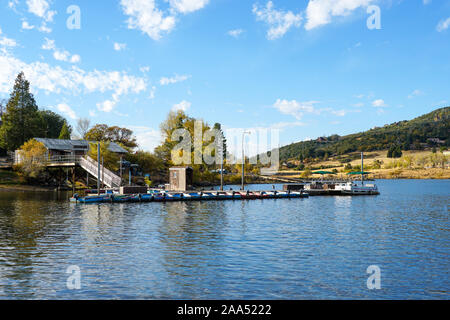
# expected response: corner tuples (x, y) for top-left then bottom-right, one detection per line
(169, 166), (193, 191)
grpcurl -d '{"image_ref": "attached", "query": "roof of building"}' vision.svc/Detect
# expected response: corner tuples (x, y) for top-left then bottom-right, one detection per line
(34, 138), (128, 154)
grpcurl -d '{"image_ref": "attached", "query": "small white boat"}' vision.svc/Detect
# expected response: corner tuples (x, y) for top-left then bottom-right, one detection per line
(338, 152), (380, 195)
(335, 182), (379, 195)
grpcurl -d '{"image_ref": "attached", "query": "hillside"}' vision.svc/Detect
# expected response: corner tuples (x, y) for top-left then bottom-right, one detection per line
(279, 107), (450, 162)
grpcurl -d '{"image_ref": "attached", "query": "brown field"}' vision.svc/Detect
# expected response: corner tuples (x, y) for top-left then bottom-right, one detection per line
(277, 150), (450, 180)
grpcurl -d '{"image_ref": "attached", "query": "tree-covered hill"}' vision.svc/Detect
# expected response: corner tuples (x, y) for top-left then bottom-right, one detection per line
(279, 107), (450, 162)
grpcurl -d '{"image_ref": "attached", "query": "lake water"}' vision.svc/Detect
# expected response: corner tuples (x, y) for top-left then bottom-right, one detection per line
(0, 180), (448, 299)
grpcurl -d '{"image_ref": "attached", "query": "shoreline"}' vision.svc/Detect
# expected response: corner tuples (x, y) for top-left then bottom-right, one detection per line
(0, 177), (448, 193)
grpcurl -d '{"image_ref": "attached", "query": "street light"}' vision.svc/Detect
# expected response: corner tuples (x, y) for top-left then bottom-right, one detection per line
(241, 131), (251, 190)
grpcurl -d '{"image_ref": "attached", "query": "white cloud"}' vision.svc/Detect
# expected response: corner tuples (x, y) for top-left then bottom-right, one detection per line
(0, 28), (17, 48)
(120, 0), (176, 40)
(168, 0), (209, 14)
(270, 121), (305, 129)
(331, 109), (348, 116)
(437, 17), (450, 32)
(26, 0), (56, 22)
(305, 0), (375, 30)
(159, 74), (190, 85)
(41, 38), (55, 50)
(273, 99), (319, 119)
(120, 0), (209, 40)
(8, 1), (19, 9)
(96, 99), (117, 113)
(423, 0), (431, 5)
(114, 42), (127, 51)
(0, 51), (147, 114)
(56, 103), (77, 119)
(140, 66), (150, 73)
(253, 1), (302, 40)
(41, 38), (80, 63)
(408, 89), (423, 99)
(70, 54), (81, 63)
(38, 23), (52, 33)
(172, 100), (191, 112)
(149, 85), (156, 99)
(21, 20), (35, 30)
(227, 29), (244, 38)
(372, 99), (387, 107)
(0, 36), (17, 48)
(128, 125), (162, 152)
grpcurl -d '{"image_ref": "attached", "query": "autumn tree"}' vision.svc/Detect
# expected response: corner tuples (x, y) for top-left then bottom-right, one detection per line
(154, 110), (191, 163)
(16, 139), (47, 179)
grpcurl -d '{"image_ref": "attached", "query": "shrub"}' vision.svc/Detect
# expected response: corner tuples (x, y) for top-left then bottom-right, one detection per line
(16, 139), (47, 179)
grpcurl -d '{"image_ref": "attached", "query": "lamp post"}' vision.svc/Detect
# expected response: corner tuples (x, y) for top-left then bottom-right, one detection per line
(241, 131), (251, 190)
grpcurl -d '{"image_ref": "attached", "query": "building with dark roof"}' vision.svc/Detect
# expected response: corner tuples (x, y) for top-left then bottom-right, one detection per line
(33, 138), (128, 157)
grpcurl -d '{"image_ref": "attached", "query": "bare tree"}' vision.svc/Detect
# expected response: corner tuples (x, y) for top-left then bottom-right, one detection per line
(76, 118), (91, 139)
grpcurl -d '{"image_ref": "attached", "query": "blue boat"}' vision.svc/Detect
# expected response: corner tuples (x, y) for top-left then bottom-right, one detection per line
(71, 194), (112, 203)
(183, 192), (201, 200)
(140, 194), (153, 202)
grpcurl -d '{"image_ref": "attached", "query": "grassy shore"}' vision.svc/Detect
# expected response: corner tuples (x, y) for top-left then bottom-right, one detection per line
(278, 150), (450, 180)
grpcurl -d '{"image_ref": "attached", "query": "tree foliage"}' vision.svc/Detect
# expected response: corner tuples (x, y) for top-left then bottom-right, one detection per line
(88, 141), (120, 172)
(58, 121), (72, 139)
(278, 107), (450, 162)
(85, 124), (137, 149)
(15, 139), (47, 179)
(0, 72), (45, 151)
(39, 110), (67, 139)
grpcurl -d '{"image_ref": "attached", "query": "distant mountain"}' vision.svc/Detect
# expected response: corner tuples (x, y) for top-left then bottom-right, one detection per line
(278, 107), (450, 162)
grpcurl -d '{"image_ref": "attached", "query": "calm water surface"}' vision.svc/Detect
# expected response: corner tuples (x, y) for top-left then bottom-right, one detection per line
(0, 180), (448, 299)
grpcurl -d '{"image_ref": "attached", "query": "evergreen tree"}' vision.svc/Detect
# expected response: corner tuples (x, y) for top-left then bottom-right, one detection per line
(213, 123), (227, 160)
(0, 72), (44, 151)
(39, 110), (66, 138)
(58, 121), (72, 139)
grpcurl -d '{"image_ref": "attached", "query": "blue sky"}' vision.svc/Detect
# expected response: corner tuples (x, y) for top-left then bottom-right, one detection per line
(0, 0), (449, 153)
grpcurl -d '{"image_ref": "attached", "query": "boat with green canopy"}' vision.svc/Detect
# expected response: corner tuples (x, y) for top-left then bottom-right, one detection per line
(335, 153), (380, 195)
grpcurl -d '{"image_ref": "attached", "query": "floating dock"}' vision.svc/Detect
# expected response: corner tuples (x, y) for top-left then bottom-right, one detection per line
(70, 190), (309, 204)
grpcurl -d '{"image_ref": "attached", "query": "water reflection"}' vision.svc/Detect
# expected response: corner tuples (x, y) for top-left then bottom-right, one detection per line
(0, 181), (449, 299)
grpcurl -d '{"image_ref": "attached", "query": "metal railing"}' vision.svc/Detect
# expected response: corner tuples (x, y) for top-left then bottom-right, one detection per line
(13, 153), (121, 188)
(79, 156), (121, 188)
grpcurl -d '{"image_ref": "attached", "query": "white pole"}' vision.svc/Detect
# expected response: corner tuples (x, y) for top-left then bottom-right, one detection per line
(97, 143), (100, 195)
(361, 152), (364, 186)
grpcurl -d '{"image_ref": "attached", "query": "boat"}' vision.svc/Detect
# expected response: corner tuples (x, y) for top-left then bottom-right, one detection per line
(334, 182), (379, 195)
(216, 192), (234, 200)
(112, 194), (137, 203)
(201, 192), (217, 200)
(140, 194), (153, 202)
(183, 192), (202, 200)
(338, 152), (380, 195)
(70, 194), (112, 203)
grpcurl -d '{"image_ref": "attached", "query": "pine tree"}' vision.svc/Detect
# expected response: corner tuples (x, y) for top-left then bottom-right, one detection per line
(0, 72), (44, 150)
(58, 121), (71, 140)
